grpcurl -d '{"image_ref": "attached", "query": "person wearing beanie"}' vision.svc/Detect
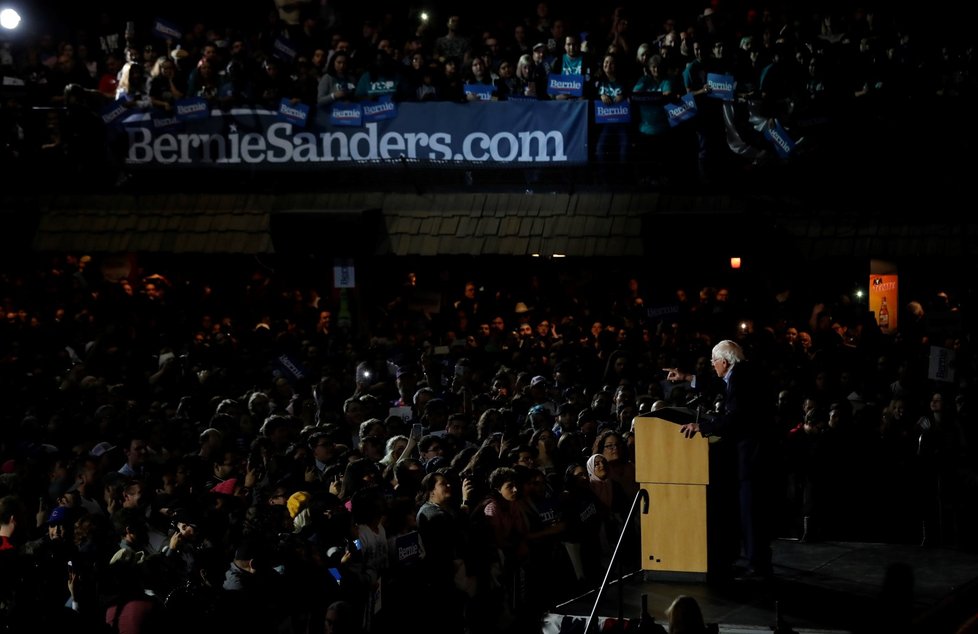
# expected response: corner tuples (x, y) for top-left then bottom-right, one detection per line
(287, 491), (311, 519)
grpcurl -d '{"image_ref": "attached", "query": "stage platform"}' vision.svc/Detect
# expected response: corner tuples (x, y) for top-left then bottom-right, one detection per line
(544, 539), (978, 633)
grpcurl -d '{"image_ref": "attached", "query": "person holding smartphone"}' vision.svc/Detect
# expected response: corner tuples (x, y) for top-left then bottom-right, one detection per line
(416, 471), (471, 632)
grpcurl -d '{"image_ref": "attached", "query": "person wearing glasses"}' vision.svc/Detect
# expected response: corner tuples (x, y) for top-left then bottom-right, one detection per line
(591, 430), (637, 499)
(591, 429), (640, 567)
(307, 431), (338, 484)
(665, 339), (775, 581)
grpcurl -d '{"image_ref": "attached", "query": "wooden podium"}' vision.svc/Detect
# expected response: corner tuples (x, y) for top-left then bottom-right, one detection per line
(633, 409), (711, 580)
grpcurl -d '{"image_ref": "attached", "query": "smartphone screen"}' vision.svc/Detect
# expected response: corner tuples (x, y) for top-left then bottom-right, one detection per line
(328, 567), (342, 583)
(354, 539), (363, 551)
(411, 423), (423, 438)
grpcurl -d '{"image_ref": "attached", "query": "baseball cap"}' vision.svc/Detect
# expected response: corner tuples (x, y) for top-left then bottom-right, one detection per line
(425, 455), (449, 474)
(89, 441), (117, 458)
(396, 364), (417, 379)
(530, 375), (548, 387)
(45, 506), (71, 526)
(533, 42), (546, 51)
(528, 404), (550, 417)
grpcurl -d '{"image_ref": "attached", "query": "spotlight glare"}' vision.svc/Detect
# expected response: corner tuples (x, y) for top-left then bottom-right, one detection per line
(0, 8), (22, 30)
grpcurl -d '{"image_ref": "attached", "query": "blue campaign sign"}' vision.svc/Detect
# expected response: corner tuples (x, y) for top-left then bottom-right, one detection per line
(330, 101), (363, 127)
(547, 73), (583, 97)
(393, 531), (423, 566)
(593, 100), (631, 124)
(116, 111), (167, 136)
(150, 111), (181, 131)
(705, 73), (735, 101)
(124, 100), (589, 167)
(152, 17), (182, 42)
(362, 95), (398, 122)
(275, 353), (307, 385)
(174, 97), (209, 122)
(116, 110), (153, 133)
(664, 93), (697, 126)
(100, 99), (129, 128)
(646, 304), (681, 320)
(764, 119), (796, 158)
(277, 98), (310, 127)
(464, 83), (494, 101)
(273, 36), (297, 61)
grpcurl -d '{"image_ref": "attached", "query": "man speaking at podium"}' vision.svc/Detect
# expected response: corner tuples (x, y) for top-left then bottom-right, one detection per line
(665, 340), (774, 581)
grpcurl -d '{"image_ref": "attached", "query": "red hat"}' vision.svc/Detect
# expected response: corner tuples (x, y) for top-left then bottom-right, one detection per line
(210, 478), (237, 496)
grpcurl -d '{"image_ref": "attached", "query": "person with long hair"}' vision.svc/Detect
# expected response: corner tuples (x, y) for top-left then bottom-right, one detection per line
(337, 459), (382, 509)
(317, 51), (357, 108)
(416, 470), (470, 632)
(591, 53), (631, 183)
(592, 429), (637, 499)
(380, 435), (409, 469)
(529, 428), (560, 477)
(666, 594), (708, 633)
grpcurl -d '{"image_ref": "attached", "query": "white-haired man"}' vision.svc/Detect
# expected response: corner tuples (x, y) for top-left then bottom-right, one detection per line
(666, 339), (774, 581)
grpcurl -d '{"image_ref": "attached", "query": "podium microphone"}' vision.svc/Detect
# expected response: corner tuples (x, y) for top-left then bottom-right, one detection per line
(685, 394), (706, 427)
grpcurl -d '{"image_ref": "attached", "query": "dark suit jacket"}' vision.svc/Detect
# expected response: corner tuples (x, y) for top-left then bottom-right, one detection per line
(695, 361), (772, 480)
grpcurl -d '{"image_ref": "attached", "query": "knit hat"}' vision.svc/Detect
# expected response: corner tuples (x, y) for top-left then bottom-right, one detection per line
(210, 477), (237, 496)
(287, 491), (311, 518)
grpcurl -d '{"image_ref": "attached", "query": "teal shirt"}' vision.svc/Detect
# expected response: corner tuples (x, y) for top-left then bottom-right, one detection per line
(356, 72), (399, 99)
(632, 75), (672, 136)
(596, 78), (625, 100)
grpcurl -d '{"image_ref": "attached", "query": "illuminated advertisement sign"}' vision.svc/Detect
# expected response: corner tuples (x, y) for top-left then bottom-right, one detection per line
(869, 274), (898, 333)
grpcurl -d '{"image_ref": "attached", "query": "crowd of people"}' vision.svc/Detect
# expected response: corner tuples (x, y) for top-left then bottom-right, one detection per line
(0, 3), (976, 633)
(0, 2), (973, 188)
(0, 251), (975, 633)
